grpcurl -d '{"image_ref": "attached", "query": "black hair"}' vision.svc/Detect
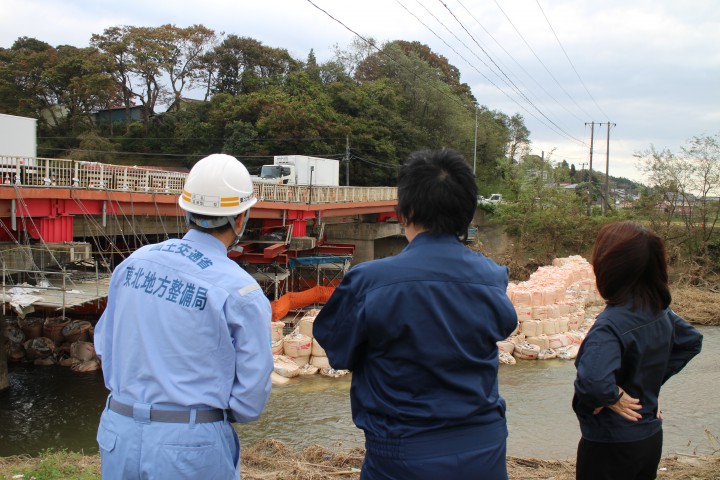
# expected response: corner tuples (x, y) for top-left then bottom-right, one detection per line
(396, 148), (477, 241)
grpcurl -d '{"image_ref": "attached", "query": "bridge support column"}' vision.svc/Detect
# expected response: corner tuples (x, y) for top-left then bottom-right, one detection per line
(324, 222), (403, 264)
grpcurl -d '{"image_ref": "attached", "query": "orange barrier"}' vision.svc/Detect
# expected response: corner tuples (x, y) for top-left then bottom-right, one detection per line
(270, 286), (336, 321)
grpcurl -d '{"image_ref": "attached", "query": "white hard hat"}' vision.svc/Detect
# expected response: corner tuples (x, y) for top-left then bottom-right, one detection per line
(179, 154), (257, 217)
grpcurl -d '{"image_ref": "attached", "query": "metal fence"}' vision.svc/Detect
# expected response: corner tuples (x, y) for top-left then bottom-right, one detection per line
(0, 156), (398, 204)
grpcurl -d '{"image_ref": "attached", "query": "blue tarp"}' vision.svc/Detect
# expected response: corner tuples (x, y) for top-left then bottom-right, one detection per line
(289, 255), (351, 268)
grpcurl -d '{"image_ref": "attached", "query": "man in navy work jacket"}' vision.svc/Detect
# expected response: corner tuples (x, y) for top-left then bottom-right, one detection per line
(314, 148), (519, 480)
(94, 154), (273, 480)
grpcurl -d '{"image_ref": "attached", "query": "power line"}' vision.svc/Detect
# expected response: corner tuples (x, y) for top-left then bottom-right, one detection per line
(350, 153), (401, 170)
(454, 0), (585, 125)
(491, 0), (594, 120)
(431, 0), (585, 145)
(534, 0), (609, 120)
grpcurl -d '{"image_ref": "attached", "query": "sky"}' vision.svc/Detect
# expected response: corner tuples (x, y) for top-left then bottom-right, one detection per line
(1, 0), (718, 182)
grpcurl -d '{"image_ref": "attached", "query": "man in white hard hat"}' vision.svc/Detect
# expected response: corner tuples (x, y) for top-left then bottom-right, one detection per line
(94, 154), (273, 480)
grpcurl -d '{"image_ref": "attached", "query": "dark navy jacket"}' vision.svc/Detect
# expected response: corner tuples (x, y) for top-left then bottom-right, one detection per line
(573, 305), (703, 443)
(314, 232), (518, 441)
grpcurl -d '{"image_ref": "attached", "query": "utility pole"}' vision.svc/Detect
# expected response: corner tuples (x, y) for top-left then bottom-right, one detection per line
(473, 105), (478, 175)
(585, 122), (596, 216)
(345, 135), (350, 186)
(599, 122), (616, 214)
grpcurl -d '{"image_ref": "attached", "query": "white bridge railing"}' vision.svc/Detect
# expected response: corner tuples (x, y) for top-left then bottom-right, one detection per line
(0, 156), (397, 204)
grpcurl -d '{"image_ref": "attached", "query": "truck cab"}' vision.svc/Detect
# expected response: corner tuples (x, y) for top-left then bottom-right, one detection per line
(259, 164), (294, 184)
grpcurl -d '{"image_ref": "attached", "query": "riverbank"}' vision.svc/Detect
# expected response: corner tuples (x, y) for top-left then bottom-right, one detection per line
(671, 284), (720, 326)
(1, 442), (718, 479)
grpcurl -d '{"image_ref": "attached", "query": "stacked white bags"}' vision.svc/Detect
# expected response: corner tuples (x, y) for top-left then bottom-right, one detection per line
(500, 255), (602, 363)
(272, 309), (350, 380)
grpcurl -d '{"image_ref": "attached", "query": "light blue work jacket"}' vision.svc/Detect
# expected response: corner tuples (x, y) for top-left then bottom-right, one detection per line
(95, 228), (273, 423)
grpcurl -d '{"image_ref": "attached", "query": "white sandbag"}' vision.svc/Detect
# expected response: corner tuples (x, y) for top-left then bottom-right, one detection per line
(319, 367), (349, 378)
(526, 335), (550, 350)
(271, 339), (284, 355)
(520, 320), (542, 337)
(271, 321), (285, 342)
(310, 355), (331, 369)
(538, 349), (557, 360)
(297, 317), (314, 338)
(283, 332), (312, 357)
(287, 355), (310, 367)
(70, 341), (95, 362)
(547, 304), (560, 319)
(512, 289), (532, 307)
(558, 301), (573, 315)
(311, 338), (326, 357)
(558, 316), (570, 333)
(62, 356), (81, 367)
(72, 358), (101, 372)
(556, 345), (579, 360)
(542, 318), (559, 335)
(496, 340), (515, 354)
(530, 290), (544, 307)
(548, 333), (570, 349)
(513, 342), (540, 360)
(515, 306), (533, 322)
(499, 351), (516, 365)
(273, 355), (301, 378)
(271, 372), (290, 385)
(567, 315), (582, 331)
(566, 330), (585, 345)
(298, 364), (319, 376)
(509, 333), (526, 345)
(532, 305), (548, 321)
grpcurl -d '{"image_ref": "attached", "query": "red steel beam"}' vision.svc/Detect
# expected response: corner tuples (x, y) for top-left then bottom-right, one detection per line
(263, 243), (288, 259)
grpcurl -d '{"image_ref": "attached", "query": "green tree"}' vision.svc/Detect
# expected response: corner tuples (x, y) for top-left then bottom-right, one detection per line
(211, 35), (300, 95)
(0, 38), (53, 118)
(505, 113), (530, 163)
(45, 45), (118, 130)
(637, 132), (720, 260)
(90, 27), (135, 129)
(305, 49), (321, 83)
(162, 24), (217, 111)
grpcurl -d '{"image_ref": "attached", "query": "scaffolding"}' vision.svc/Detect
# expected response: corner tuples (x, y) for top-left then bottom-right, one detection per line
(289, 255), (351, 292)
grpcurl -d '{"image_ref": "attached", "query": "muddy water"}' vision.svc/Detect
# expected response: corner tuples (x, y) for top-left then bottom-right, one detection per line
(1, 327), (718, 459)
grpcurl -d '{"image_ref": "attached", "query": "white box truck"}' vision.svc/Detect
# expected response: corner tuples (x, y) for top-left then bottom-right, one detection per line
(258, 155), (340, 186)
(0, 114), (37, 158)
(0, 114), (38, 180)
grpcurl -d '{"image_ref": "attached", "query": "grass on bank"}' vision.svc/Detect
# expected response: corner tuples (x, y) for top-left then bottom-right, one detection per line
(1, 442), (720, 480)
(0, 450), (99, 480)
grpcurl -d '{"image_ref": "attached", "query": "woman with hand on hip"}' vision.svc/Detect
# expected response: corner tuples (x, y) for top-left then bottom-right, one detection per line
(573, 221), (703, 480)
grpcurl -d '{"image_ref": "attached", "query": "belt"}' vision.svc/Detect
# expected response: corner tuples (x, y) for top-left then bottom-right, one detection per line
(108, 398), (226, 424)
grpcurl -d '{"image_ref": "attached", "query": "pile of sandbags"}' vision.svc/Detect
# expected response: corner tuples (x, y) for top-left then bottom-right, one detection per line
(271, 309), (349, 381)
(3, 315), (100, 371)
(501, 256), (602, 363)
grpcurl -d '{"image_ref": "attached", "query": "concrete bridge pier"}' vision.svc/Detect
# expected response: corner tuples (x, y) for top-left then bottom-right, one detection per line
(324, 221), (404, 265)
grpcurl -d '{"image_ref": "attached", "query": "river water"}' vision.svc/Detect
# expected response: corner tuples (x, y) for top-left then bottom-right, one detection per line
(1, 327), (718, 459)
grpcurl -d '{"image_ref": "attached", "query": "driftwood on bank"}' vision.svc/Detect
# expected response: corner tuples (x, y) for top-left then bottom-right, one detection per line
(1, 440), (719, 480)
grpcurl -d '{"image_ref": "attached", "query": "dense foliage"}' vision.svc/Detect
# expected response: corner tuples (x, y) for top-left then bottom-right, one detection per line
(0, 26), (529, 185)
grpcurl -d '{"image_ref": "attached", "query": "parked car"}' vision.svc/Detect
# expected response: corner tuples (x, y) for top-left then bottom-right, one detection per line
(478, 193), (503, 205)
